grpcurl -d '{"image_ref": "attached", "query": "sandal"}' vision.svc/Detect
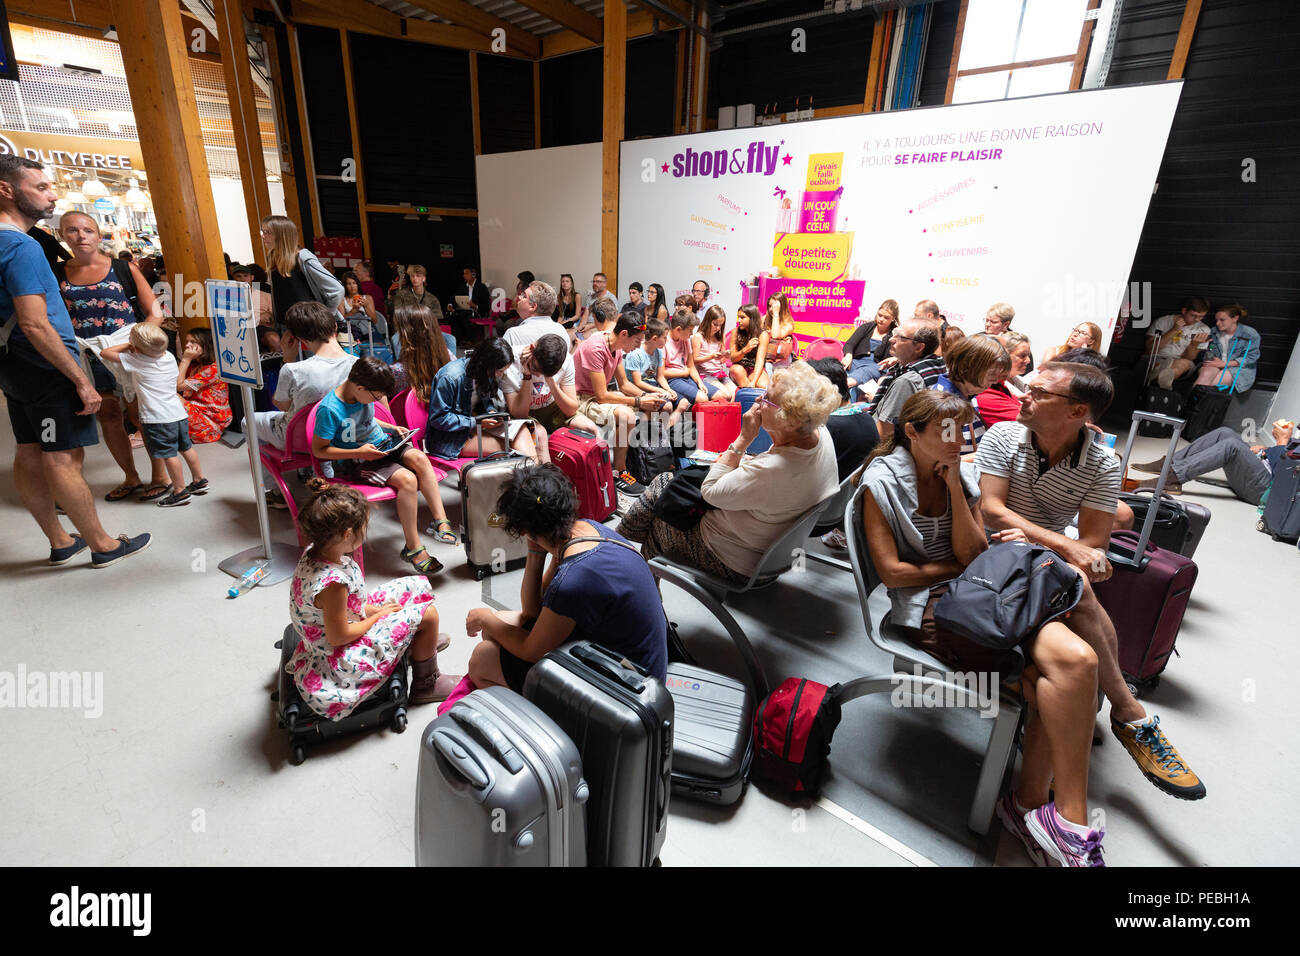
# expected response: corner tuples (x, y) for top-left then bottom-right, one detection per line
(105, 482), (144, 502)
(184, 479), (210, 496)
(401, 545), (444, 575)
(427, 518), (459, 545)
(139, 483), (171, 502)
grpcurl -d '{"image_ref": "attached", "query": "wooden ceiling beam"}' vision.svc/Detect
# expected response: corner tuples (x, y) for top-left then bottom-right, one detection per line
(511, 0), (603, 45)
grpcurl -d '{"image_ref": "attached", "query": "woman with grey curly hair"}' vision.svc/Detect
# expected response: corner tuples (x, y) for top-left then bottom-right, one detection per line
(618, 361), (841, 583)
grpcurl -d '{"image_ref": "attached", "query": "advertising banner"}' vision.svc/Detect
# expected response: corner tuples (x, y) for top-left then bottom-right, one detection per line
(619, 84), (1183, 352)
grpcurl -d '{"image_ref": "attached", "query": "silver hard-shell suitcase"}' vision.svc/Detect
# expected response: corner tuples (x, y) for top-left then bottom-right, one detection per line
(664, 664), (754, 805)
(524, 642), (673, 867)
(415, 688), (589, 867)
(458, 416), (530, 580)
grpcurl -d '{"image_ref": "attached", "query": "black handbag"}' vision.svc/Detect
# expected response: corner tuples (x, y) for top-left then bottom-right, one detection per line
(934, 542), (1084, 650)
(652, 464), (716, 531)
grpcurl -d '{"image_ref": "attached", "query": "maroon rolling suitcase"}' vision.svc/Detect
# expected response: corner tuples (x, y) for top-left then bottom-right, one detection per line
(550, 426), (617, 521)
(1095, 409), (1198, 695)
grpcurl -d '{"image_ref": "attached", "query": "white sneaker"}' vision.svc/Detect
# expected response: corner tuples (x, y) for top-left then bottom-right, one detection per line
(820, 528), (848, 551)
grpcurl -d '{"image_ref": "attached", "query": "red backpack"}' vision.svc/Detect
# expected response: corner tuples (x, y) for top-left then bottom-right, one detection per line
(752, 678), (844, 795)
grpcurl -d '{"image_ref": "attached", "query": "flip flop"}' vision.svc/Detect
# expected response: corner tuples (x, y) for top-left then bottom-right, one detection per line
(138, 483), (171, 502)
(105, 482), (144, 502)
(428, 518), (459, 546)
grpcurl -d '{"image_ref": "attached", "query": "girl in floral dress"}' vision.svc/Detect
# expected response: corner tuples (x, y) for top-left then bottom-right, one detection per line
(176, 329), (233, 443)
(287, 478), (461, 718)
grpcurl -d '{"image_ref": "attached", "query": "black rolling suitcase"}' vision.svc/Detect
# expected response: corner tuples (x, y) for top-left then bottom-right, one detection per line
(1137, 388), (1184, 437)
(1120, 490), (1210, 559)
(1182, 386), (1232, 441)
(273, 625), (409, 765)
(524, 642), (673, 867)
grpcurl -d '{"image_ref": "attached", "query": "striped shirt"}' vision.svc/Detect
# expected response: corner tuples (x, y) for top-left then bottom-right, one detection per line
(974, 422), (1120, 533)
(930, 374), (987, 454)
(913, 507), (955, 562)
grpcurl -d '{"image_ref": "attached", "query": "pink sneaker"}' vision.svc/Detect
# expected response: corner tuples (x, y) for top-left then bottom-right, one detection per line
(1024, 802), (1106, 867)
(995, 793), (1048, 867)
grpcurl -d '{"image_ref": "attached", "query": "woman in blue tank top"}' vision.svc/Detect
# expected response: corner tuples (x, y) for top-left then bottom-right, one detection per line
(58, 212), (169, 501)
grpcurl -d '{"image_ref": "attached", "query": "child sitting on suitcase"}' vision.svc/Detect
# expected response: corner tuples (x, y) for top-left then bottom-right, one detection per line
(311, 356), (455, 573)
(445, 465), (668, 712)
(287, 478), (460, 712)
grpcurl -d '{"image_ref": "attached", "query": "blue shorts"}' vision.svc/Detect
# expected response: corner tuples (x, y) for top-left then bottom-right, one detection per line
(140, 419), (193, 459)
(0, 352), (99, 452)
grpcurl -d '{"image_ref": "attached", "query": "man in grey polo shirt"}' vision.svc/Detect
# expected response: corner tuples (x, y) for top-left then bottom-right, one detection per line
(976, 361), (1205, 802)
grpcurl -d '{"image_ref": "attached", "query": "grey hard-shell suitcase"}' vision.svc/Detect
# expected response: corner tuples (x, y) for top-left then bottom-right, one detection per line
(415, 688), (589, 867)
(664, 663), (755, 805)
(458, 417), (530, 580)
(524, 642), (673, 867)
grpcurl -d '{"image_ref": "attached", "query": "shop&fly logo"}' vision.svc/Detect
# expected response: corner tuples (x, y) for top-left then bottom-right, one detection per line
(667, 139), (785, 179)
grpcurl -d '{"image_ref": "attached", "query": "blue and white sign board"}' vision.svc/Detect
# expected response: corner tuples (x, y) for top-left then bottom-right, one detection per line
(207, 279), (262, 388)
(93, 197), (115, 213)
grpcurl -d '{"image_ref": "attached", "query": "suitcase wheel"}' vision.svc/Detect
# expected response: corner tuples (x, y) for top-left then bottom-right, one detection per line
(289, 744), (306, 766)
(475, 567), (485, 581)
(274, 639), (283, 650)
(1257, 519), (1266, 532)
(1125, 679), (1140, 699)
(270, 690), (279, 702)
(391, 711), (407, 733)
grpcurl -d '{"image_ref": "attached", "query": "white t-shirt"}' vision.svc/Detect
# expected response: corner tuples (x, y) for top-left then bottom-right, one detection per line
(271, 353), (357, 444)
(501, 320), (575, 410)
(118, 349), (188, 424)
(1149, 314), (1210, 360)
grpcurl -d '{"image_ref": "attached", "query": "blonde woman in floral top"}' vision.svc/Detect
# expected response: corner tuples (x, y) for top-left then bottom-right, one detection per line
(57, 211), (169, 501)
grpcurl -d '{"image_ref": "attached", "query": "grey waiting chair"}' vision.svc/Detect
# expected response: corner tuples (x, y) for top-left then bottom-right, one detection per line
(647, 492), (839, 693)
(841, 482), (1024, 834)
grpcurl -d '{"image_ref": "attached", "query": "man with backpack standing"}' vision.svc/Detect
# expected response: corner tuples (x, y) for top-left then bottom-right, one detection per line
(0, 155), (150, 568)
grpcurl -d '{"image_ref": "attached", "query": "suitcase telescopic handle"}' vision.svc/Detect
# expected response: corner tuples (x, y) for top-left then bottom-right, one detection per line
(570, 644), (646, 693)
(448, 706), (525, 773)
(430, 729), (492, 789)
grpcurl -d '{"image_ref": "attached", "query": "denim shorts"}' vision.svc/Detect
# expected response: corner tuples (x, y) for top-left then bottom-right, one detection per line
(140, 419), (193, 459)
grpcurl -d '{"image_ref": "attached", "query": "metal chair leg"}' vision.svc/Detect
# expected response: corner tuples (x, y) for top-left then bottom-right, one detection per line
(968, 697), (1023, 835)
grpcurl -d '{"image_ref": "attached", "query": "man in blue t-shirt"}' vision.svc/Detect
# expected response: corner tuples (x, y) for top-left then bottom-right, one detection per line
(464, 464), (668, 694)
(0, 155), (149, 567)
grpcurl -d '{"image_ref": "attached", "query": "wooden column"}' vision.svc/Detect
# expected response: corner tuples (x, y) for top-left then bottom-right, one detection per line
(469, 52), (482, 156)
(863, 15), (887, 112)
(286, 24), (323, 238)
(110, 0), (225, 333)
(214, 0), (273, 268)
(338, 29), (371, 258)
(258, 21), (305, 239)
(945, 0), (970, 104)
(1167, 0), (1203, 80)
(601, 0), (626, 289)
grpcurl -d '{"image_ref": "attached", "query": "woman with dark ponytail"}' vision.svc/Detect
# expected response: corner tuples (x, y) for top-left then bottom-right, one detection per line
(286, 477), (461, 711)
(426, 336), (540, 462)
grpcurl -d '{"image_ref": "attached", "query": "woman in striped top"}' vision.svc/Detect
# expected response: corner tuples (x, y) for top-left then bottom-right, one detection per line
(861, 390), (1106, 866)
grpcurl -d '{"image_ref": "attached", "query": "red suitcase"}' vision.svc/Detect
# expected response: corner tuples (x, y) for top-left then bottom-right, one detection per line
(550, 426), (616, 521)
(1093, 530), (1197, 695)
(693, 401), (741, 453)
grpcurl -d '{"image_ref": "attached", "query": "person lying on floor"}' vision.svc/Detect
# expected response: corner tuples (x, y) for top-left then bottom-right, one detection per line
(1131, 418), (1298, 503)
(456, 465), (668, 701)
